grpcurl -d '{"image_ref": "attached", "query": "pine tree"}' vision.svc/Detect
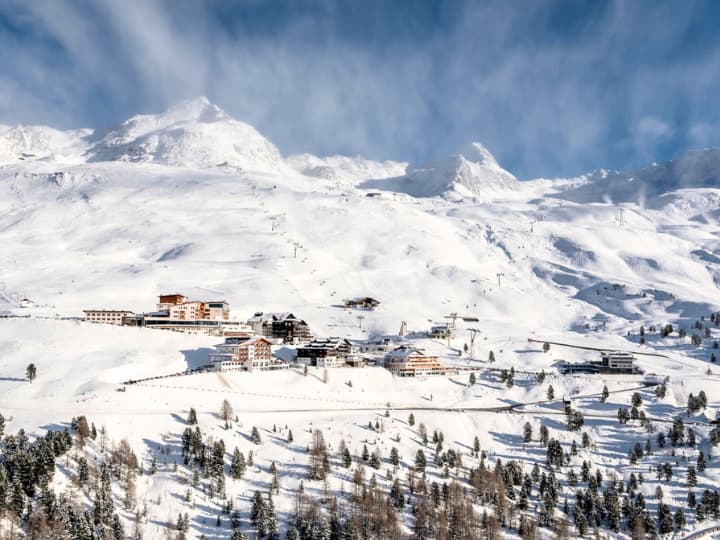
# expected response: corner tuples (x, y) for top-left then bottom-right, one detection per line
(230, 448), (246, 479)
(567, 410), (584, 431)
(546, 385), (555, 400)
(415, 449), (427, 472)
(658, 503), (674, 535)
(390, 447), (400, 466)
(251, 426), (262, 445)
(601, 385), (609, 402)
(408, 413), (415, 426)
(187, 408), (198, 425)
(342, 447), (352, 468)
(250, 490), (265, 527)
(687, 465), (697, 487)
(287, 429), (293, 443)
(361, 444), (369, 462)
(369, 450), (380, 469)
(93, 463), (115, 527)
(674, 508), (686, 531)
(523, 422), (532, 443)
(539, 424), (549, 446)
(26, 363), (37, 382)
(469, 373), (476, 385)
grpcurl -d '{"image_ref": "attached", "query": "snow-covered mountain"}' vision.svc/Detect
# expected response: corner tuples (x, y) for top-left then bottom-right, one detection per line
(86, 97), (285, 171)
(557, 147), (720, 206)
(361, 142), (518, 200)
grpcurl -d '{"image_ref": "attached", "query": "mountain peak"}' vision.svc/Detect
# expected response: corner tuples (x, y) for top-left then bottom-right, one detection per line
(86, 97), (283, 171)
(401, 142), (517, 198)
(455, 142), (500, 167)
(157, 96), (230, 125)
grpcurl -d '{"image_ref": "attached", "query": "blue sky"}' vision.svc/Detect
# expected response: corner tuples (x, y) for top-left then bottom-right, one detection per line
(1, 0), (720, 178)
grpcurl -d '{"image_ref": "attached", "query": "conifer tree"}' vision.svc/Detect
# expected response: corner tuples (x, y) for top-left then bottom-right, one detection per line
(687, 465), (697, 487)
(523, 422), (532, 443)
(187, 408), (198, 425)
(342, 446), (352, 468)
(251, 426), (262, 445)
(230, 448), (246, 479)
(26, 363), (37, 382)
(415, 449), (427, 472)
(390, 446), (400, 466)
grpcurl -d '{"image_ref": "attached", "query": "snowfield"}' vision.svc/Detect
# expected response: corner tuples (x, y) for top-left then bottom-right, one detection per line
(1, 98), (720, 539)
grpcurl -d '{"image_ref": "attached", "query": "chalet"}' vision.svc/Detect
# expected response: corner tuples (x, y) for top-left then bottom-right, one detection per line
(600, 351), (636, 372)
(558, 351), (640, 375)
(209, 336), (286, 372)
(356, 336), (404, 355)
(296, 337), (354, 367)
(247, 312), (311, 344)
(157, 294), (230, 321)
(429, 323), (455, 339)
(119, 294), (241, 336)
(384, 346), (448, 377)
(123, 313), (249, 335)
(344, 297), (381, 310)
(83, 309), (135, 326)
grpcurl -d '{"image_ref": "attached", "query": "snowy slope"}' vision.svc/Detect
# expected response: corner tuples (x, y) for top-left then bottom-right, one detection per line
(556, 147), (720, 206)
(2, 98), (720, 539)
(0, 124), (91, 164)
(286, 153), (407, 183)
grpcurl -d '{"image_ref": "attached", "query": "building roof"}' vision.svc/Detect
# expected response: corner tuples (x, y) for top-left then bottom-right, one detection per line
(83, 309), (134, 313)
(299, 337), (351, 350)
(385, 345), (427, 359)
(346, 297), (381, 305)
(218, 336), (272, 348)
(247, 312), (303, 324)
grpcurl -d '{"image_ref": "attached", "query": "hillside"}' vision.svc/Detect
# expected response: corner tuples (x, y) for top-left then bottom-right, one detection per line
(1, 99), (720, 539)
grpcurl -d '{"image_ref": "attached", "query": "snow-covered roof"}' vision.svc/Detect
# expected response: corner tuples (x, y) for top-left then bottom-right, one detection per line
(299, 337), (351, 350)
(247, 312), (299, 323)
(219, 336), (272, 347)
(385, 345), (426, 358)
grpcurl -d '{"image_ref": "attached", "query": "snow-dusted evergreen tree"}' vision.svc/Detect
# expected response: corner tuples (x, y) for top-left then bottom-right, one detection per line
(251, 426), (262, 445)
(523, 422), (532, 443)
(415, 449), (427, 472)
(231, 447), (246, 479)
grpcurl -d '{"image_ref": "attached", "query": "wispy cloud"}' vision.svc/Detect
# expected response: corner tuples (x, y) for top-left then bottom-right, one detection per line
(1, 0), (719, 178)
